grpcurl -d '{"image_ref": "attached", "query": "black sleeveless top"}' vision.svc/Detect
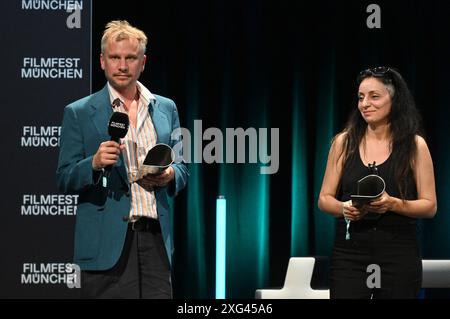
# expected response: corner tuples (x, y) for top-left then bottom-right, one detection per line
(337, 149), (418, 228)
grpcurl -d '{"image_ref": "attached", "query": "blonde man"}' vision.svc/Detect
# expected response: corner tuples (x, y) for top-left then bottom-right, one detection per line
(57, 20), (188, 298)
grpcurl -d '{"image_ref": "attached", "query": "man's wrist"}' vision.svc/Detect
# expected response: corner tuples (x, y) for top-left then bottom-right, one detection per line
(92, 162), (104, 172)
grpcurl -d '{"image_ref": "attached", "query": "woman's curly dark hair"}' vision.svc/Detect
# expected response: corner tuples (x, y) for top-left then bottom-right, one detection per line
(337, 67), (423, 199)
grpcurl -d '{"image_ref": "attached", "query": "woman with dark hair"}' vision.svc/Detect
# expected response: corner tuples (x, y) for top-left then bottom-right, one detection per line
(318, 67), (437, 298)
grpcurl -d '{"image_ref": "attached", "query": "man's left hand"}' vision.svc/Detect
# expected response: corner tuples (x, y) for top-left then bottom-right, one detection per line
(138, 166), (175, 190)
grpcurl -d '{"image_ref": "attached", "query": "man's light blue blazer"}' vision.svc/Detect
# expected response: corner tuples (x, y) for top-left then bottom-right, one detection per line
(56, 84), (188, 271)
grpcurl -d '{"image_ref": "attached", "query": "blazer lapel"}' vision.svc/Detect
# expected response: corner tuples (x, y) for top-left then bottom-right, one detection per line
(149, 99), (168, 144)
(90, 86), (112, 138)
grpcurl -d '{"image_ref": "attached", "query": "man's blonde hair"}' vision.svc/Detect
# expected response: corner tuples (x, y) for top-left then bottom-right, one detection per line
(101, 20), (148, 54)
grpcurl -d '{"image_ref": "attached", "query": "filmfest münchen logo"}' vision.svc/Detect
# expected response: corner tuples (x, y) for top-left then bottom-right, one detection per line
(21, 263), (80, 288)
(21, 0), (83, 11)
(21, 194), (78, 216)
(21, 57), (83, 79)
(21, 126), (60, 147)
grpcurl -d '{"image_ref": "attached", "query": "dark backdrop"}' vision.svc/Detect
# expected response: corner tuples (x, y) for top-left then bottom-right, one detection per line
(92, 0), (450, 298)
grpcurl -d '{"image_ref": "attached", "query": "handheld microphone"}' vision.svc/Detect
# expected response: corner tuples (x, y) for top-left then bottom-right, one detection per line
(103, 111), (129, 179)
(108, 111), (129, 143)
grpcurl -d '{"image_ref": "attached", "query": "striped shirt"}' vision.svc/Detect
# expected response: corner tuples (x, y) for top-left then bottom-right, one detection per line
(107, 81), (158, 220)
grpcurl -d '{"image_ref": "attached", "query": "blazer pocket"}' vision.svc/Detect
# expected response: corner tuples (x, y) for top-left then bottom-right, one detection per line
(74, 211), (102, 261)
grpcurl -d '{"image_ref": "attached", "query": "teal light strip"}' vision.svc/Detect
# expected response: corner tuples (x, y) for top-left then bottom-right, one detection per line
(216, 196), (227, 299)
(313, 60), (336, 256)
(256, 174), (269, 286)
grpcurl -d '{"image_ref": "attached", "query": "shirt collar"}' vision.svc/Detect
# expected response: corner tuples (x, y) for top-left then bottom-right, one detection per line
(107, 81), (156, 109)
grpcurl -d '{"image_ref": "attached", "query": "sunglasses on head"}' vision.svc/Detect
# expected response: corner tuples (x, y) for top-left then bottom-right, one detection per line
(359, 66), (391, 77)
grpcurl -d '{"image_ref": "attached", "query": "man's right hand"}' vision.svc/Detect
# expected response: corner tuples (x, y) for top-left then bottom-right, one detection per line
(92, 141), (125, 170)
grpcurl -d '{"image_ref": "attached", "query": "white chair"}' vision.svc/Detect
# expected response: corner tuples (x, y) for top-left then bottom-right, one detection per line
(255, 258), (450, 299)
(255, 257), (330, 299)
(422, 260), (450, 288)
